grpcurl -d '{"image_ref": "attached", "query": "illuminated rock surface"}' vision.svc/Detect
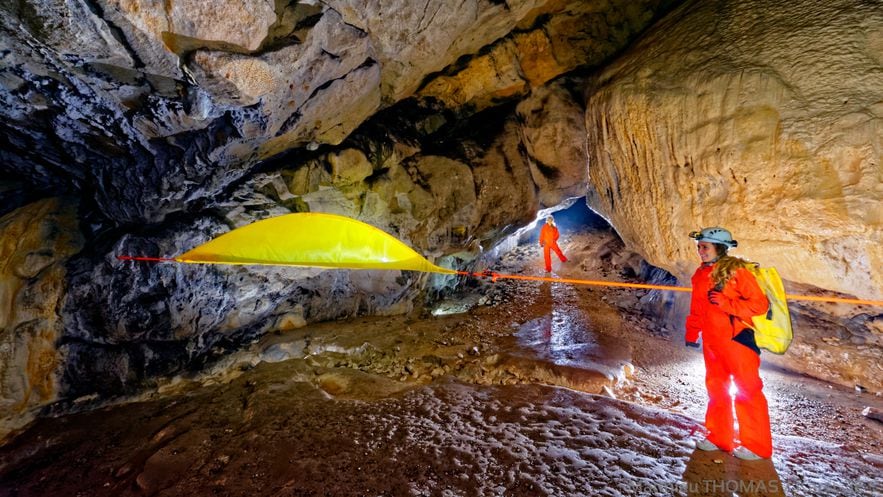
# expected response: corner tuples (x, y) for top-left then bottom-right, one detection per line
(0, 199), (82, 435)
(584, 0), (883, 300)
(0, 0), (881, 489)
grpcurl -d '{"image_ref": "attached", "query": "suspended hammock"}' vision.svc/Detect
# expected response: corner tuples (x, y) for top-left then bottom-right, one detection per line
(146, 212), (455, 274)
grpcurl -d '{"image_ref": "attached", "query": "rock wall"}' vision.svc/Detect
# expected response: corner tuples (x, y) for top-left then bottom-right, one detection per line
(0, 0), (674, 224)
(0, 80), (591, 421)
(419, 0), (671, 116)
(518, 81), (588, 207)
(0, 199), (83, 435)
(0, 0), (674, 422)
(8, 0), (881, 430)
(0, 0), (544, 222)
(583, 0), (883, 300)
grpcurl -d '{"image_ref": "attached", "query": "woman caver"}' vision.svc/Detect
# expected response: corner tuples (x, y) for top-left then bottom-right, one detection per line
(685, 227), (772, 460)
(539, 215), (567, 272)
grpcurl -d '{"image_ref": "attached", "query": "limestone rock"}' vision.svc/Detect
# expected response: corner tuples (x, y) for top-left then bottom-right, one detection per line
(863, 406), (883, 424)
(336, 0), (548, 102)
(470, 118), (543, 238)
(328, 149), (374, 187)
(123, 0), (277, 53)
(418, 0), (677, 115)
(584, 0), (883, 300)
(0, 0), (562, 223)
(518, 80), (588, 207)
(419, 38), (528, 111)
(0, 198), (83, 434)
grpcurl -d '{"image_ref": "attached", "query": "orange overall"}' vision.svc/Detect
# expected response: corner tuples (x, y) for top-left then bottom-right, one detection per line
(686, 263), (772, 457)
(539, 224), (566, 271)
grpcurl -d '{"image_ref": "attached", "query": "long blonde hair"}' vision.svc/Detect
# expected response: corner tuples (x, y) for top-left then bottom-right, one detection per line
(711, 255), (756, 289)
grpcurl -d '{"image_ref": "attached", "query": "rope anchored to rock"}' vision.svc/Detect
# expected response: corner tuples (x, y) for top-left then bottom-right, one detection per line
(116, 213), (883, 308)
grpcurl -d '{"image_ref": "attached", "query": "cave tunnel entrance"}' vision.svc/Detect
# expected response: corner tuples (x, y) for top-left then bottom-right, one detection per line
(520, 197), (613, 247)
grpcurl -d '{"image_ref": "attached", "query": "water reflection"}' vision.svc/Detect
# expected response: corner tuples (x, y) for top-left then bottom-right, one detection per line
(511, 282), (616, 368)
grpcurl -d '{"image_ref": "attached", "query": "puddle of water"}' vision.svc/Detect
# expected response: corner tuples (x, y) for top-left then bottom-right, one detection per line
(503, 281), (630, 370)
(513, 311), (603, 368)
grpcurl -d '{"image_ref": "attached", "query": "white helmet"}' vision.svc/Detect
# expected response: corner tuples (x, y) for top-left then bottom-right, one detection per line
(689, 227), (738, 248)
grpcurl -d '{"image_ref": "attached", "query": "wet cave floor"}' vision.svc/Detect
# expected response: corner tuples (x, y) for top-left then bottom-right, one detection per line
(1, 229), (882, 497)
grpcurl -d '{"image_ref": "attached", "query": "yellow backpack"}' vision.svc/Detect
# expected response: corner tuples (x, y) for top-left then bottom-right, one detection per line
(744, 266), (794, 354)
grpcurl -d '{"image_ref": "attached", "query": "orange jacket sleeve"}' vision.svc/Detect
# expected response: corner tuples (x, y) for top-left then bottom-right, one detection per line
(685, 266), (709, 343)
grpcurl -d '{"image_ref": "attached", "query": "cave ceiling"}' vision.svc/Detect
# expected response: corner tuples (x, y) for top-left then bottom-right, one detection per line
(0, 0), (678, 225)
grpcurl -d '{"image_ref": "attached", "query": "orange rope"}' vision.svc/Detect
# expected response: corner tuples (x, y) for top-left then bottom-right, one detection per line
(117, 258), (883, 307)
(457, 270), (883, 307)
(782, 294), (883, 306)
(456, 270), (689, 292)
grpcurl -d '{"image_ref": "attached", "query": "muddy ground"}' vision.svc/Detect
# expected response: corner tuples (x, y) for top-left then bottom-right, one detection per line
(0, 224), (881, 496)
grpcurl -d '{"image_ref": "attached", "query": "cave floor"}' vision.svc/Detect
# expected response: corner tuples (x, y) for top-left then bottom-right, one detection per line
(1, 230), (881, 496)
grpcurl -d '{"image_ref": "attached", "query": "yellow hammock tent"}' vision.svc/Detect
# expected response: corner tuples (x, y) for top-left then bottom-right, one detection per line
(168, 212), (456, 274)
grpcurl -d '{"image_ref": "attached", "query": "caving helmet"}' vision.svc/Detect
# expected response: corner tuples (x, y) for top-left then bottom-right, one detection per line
(689, 227), (738, 248)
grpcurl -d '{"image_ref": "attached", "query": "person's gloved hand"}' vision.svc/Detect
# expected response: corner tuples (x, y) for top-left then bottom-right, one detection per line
(685, 341), (700, 349)
(707, 290), (724, 306)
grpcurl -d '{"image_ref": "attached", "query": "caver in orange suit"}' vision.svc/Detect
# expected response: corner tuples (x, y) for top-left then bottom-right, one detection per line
(686, 263), (772, 458)
(539, 223), (566, 272)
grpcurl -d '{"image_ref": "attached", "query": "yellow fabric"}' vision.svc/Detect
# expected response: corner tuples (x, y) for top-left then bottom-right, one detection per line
(747, 266), (794, 354)
(176, 213), (456, 274)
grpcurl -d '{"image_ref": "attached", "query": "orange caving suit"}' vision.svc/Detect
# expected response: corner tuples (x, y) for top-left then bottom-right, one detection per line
(686, 263), (772, 458)
(539, 224), (566, 271)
